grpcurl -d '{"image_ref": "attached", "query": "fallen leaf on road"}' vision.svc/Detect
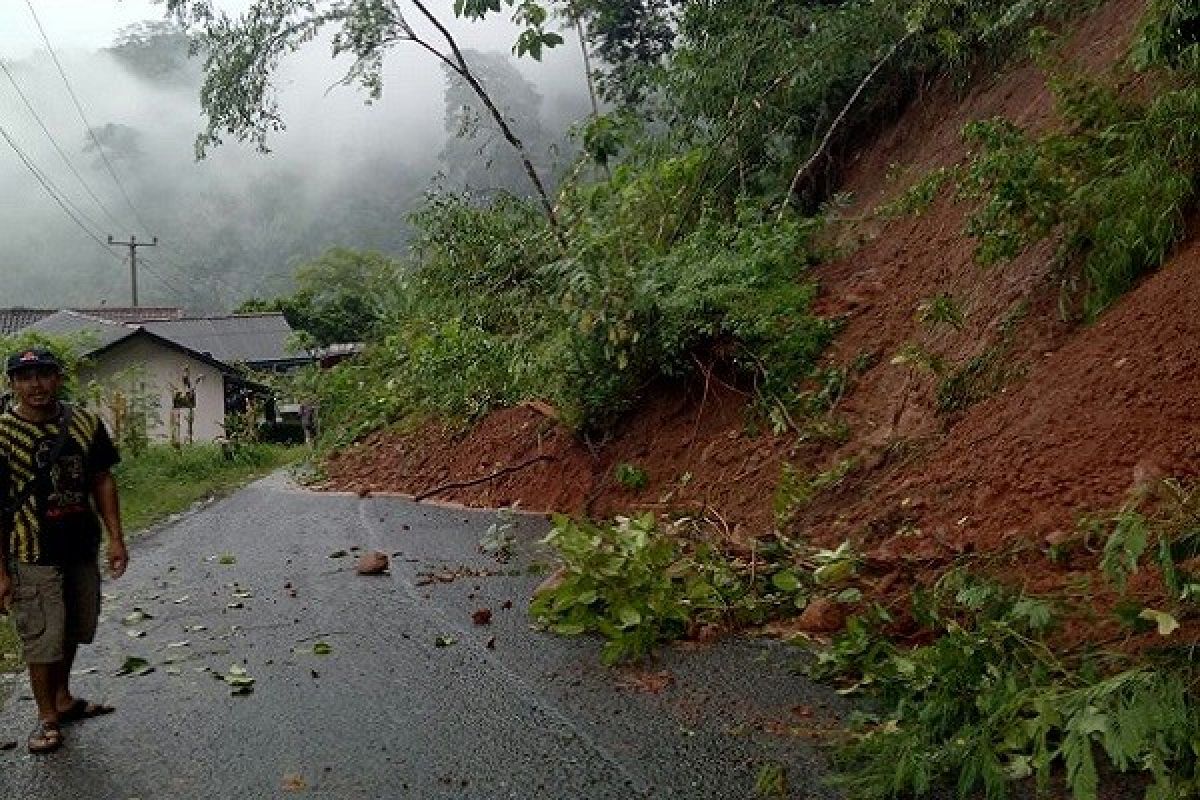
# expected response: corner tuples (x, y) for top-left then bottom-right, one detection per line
(217, 554), (237, 565)
(471, 608), (493, 626)
(123, 609), (153, 625)
(223, 664), (255, 695)
(116, 657), (154, 676)
(312, 642), (332, 655)
(282, 773), (307, 791)
(434, 636), (457, 647)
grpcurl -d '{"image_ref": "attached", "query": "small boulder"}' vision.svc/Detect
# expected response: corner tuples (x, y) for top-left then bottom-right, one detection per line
(794, 596), (847, 634)
(355, 551), (389, 575)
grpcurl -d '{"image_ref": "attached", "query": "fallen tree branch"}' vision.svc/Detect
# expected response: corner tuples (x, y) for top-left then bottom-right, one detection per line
(414, 454), (555, 501)
(777, 29), (915, 221)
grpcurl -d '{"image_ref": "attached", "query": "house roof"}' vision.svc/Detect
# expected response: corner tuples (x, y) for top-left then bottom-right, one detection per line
(26, 311), (237, 376)
(142, 313), (303, 366)
(26, 310), (139, 350)
(0, 306), (184, 336)
(0, 308), (55, 335)
(80, 306), (185, 324)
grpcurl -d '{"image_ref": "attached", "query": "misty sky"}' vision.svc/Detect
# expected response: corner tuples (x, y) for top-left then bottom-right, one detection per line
(0, 1), (590, 310)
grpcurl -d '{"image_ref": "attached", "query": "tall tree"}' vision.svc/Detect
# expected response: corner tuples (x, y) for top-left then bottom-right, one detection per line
(439, 49), (550, 198)
(561, 0), (682, 106)
(105, 20), (199, 86)
(164, 0), (567, 242)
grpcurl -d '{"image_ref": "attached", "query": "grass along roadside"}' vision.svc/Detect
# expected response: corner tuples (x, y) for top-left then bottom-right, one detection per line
(115, 443), (301, 533)
(1, 443), (302, 683)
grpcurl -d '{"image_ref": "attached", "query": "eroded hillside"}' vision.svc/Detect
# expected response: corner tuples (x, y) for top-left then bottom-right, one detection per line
(324, 0), (1197, 608)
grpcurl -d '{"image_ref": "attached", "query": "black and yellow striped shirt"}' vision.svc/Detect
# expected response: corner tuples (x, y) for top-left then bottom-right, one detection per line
(0, 405), (119, 565)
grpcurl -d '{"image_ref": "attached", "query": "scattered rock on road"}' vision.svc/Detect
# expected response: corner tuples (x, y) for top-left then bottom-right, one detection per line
(355, 551), (390, 575)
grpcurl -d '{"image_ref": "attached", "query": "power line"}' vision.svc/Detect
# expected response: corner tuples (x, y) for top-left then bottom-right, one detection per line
(0, 124), (119, 258)
(134, 256), (201, 307)
(0, 57), (128, 232)
(24, 0), (153, 235)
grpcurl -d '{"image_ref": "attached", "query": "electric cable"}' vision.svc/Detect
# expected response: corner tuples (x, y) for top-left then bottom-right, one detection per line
(0, 124), (120, 258)
(0, 56), (128, 232)
(24, 0), (153, 235)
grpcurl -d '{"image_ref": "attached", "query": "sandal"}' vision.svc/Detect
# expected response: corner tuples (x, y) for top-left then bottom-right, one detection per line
(59, 698), (115, 724)
(27, 722), (62, 754)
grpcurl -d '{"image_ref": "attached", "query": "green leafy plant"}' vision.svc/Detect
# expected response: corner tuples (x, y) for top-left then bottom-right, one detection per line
(958, 38), (1200, 320)
(531, 516), (814, 664)
(774, 459), (858, 527)
(916, 292), (966, 330)
(613, 463), (649, 491)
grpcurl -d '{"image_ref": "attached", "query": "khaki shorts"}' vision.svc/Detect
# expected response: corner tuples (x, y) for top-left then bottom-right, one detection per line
(11, 561), (102, 664)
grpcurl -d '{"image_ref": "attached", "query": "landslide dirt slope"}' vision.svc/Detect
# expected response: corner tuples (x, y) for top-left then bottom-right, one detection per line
(325, 0), (1197, 625)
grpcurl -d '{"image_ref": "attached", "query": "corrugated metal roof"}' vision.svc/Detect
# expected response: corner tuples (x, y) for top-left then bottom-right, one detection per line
(0, 306), (185, 336)
(0, 308), (55, 335)
(25, 310), (138, 351)
(143, 313), (301, 365)
(79, 307), (185, 323)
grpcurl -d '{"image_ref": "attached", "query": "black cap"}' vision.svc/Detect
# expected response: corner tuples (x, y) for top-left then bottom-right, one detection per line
(5, 348), (62, 375)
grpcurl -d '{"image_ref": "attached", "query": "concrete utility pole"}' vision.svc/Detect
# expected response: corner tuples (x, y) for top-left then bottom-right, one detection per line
(107, 234), (157, 307)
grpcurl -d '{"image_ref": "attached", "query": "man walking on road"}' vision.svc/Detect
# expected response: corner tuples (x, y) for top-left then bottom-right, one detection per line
(0, 348), (128, 754)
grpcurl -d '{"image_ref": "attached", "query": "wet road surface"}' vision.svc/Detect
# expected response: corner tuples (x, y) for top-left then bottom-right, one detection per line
(0, 473), (849, 799)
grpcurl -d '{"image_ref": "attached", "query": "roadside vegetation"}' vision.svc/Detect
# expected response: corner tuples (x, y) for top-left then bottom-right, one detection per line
(178, 0), (1200, 797)
(115, 443), (299, 533)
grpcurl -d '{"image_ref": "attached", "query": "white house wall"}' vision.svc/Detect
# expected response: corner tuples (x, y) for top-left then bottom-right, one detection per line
(79, 338), (227, 443)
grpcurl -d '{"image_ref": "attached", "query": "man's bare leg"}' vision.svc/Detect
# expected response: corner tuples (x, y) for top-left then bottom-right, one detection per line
(28, 662), (60, 724)
(52, 642), (77, 714)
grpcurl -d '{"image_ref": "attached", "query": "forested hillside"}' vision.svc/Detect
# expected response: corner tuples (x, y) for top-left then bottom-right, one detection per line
(173, 0), (1200, 796)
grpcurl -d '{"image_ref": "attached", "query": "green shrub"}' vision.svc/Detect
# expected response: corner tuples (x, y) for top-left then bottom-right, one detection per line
(960, 49), (1200, 319)
(532, 516), (811, 664)
(613, 463), (649, 491)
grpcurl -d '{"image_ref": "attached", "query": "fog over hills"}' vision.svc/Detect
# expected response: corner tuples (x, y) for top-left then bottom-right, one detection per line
(0, 13), (590, 310)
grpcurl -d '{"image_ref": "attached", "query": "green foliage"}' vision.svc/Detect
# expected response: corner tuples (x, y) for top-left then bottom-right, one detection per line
(821, 568), (1200, 800)
(239, 248), (399, 347)
(754, 762), (788, 798)
(654, 0), (1086, 205)
(532, 516), (814, 664)
(917, 292), (966, 330)
(531, 514), (735, 664)
(959, 64), (1200, 319)
(774, 459), (858, 527)
(1131, 0), (1200, 72)
(824, 483), (1200, 800)
(935, 345), (1018, 413)
(613, 463), (649, 491)
(115, 443), (298, 532)
(1088, 479), (1200, 601)
(84, 365), (162, 458)
(878, 165), (959, 219)
(305, 182), (835, 440)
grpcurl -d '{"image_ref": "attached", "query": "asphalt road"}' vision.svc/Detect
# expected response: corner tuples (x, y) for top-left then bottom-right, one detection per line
(0, 473), (850, 799)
